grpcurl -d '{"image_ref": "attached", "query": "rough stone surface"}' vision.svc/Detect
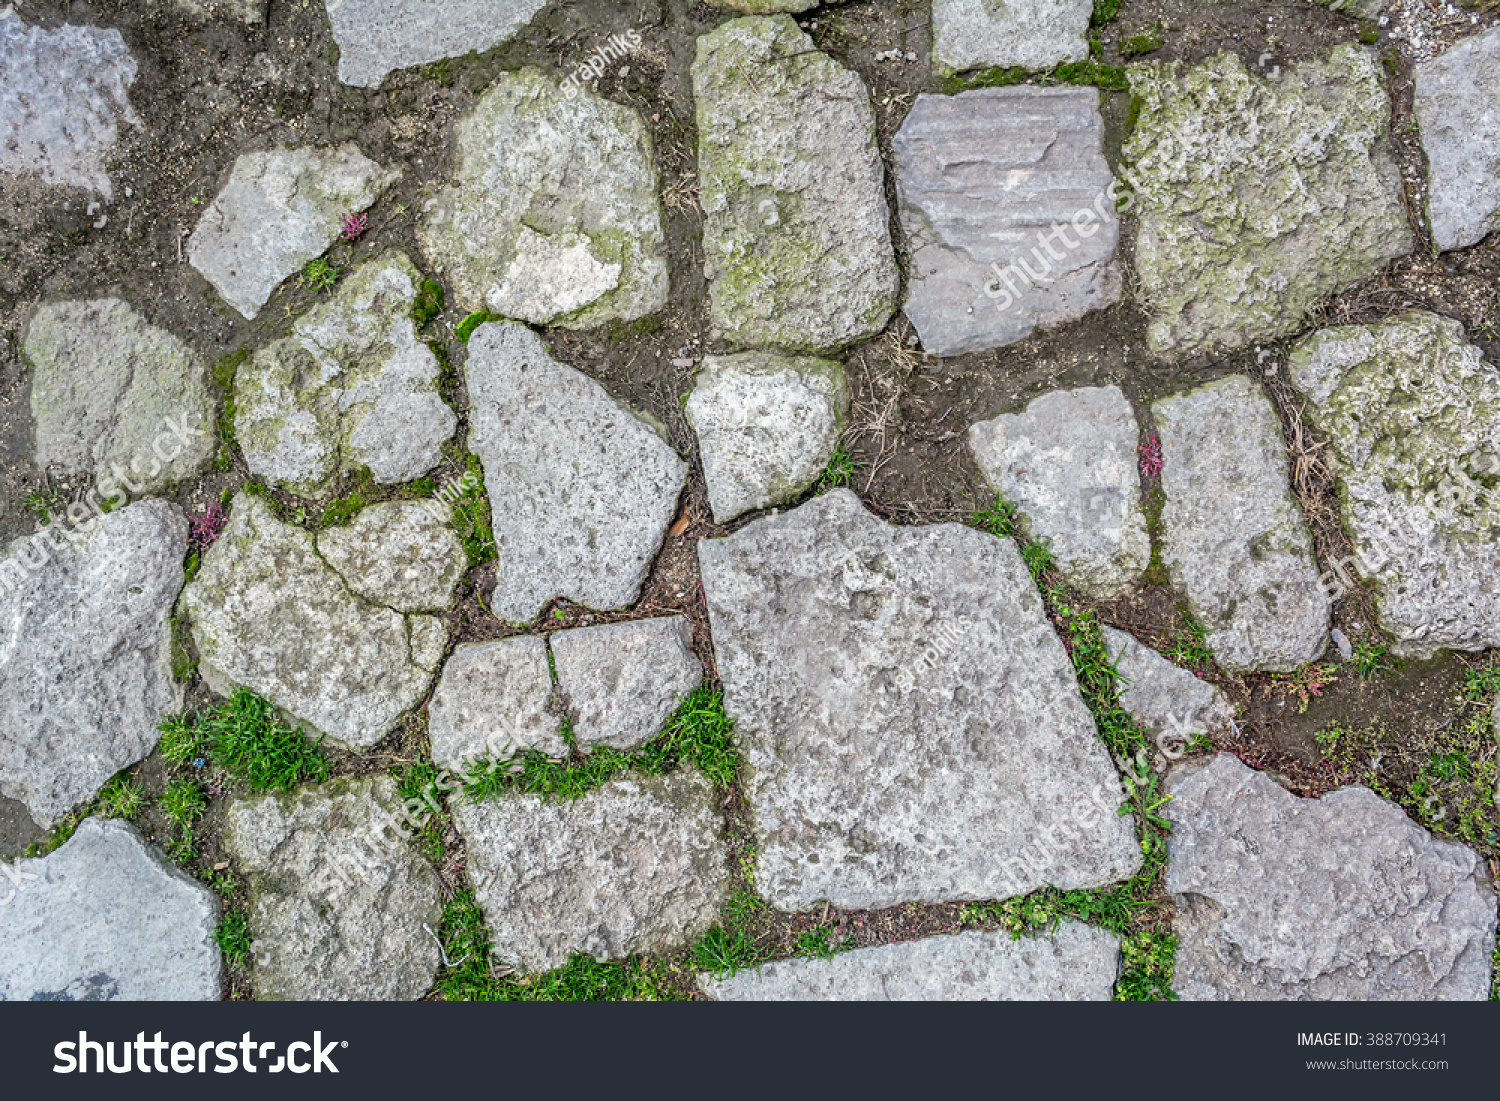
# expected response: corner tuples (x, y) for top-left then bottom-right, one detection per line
(1316, 0), (1386, 18)
(1153, 376), (1330, 673)
(0, 500), (185, 827)
(932, 0), (1091, 75)
(0, 11), (139, 198)
(419, 69), (666, 327)
(427, 637), (565, 769)
(188, 144), (399, 319)
(182, 493), (445, 749)
(1101, 626), (1236, 751)
(234, 252), (456, 497)
(1123, 48), (1411, 356)
(465, 322), (686, 622)
(701, 924), (1120, 1000)
(0, 818), (219, 1001)
(23, 298), (215, 495)
(685, 352), (848, 523)
(694, 16), (898, 352)
(551, 617), (703, 751)
(968, 386), (1147, 598)
(225, 776), (441, 1001)
(1415, 27), (1500, 253)
(316, 501), (466, 613)
(698, 490), (1140, 911)
(328, 0), (548, 88)
(454, 770), (728, 972)
(1167, 753), (1497, 1000)
(894, 87), (1122, 357)
(1288, 313), (1500, 656)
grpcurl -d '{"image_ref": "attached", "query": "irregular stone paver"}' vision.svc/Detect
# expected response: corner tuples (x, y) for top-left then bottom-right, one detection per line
(551, 617), (702, 752)
(188, 144), (399, 320)
(465, 322), (686, 622)
(0, 500), (185, 827)
(0, 818), (219, 1001)
(0, 11), (139, 198)
(1167, 753), (1497, 1000)
(1415, 27), (1500, 252)
(225, 776), (441, 1001)
(694, 16), (898, 352)
(894, 87), (1122, 357)
(698, 490), (1140, 911)
(316, 501), (466, 613)
(684, 352), (848, 523)
(1153, 376), (1329, 673)
(328, 0), (548, 88)
(454, 770), (728, 972)
(427, 637), (564, 768)
(419, 69), (666, 327)
(1287, 312), (1500, 656)
(701, 923), (1120, 1000)
(182, 493), (446, 749)
(932, 0), (1091, 75)
(234, 252), (456, 497)
(1101, 626), (1236, 751)
(968, 386), (1147, 598)
(1123, 48), (1411, 356)
(23, 298), (215, 495)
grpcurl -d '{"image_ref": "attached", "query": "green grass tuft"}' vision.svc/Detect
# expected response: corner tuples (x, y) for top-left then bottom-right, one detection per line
(1115, 931), (1179, 1000)
(813, 445), (860, 495)
(972, 495), (1021, 539)
(96, 774), (145, 820)
(160, 688), (330, 793)
(215, 912), (253, 971)
(301, 257), (340, 295)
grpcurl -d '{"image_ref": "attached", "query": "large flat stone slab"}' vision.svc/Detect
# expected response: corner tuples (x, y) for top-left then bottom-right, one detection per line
(427, 637), (565, 768)
(1415, 27), (1500, 252)
(0, 500), (185, 827)
(1101, 626), (1236, 753)
(316, 501), (466, 613)
(1288, 312), (1500, 656)
(1123, 48), (1411, 356)
(328, 0), (548, 88)
(1153, 376), (1329, 673)
(1167, 754), (1497, 1000)
(932, 0), (1091, 75)
(465, 322), (686, 622)
(701, 923), (1120, 1000)
(894, 87), (1122, 357)
(969, 385), (1147, 598)
(694, 16), (898, 352)
(551, 617), (702, 752)
(0, 818), (219, 1001)
(454, 770), (728, 972)
(698, 490), (1140, 911)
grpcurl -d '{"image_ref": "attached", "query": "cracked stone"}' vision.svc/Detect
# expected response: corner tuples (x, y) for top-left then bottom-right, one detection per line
(551, 616), (703, 752)
(427, 637), (565, 769)
(316, 501), (467, 614)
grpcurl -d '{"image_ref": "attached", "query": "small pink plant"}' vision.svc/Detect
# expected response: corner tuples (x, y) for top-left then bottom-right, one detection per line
(1139, 433), (1163, 478)
(339, 211), (368, 242)
(188, 502), (227, 551)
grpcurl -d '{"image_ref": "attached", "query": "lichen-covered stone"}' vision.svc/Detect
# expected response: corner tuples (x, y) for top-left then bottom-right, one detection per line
(551, 617), (702, 751)
(1101, 626), (1236, 751)
(316, 501), (466, 613)
(969, 386), (1148, 598)
(684, 352), (848, 523)
(327, 0), (548, 88)
(234, 252), (456, 497)
(1153, 376), (1330, 673)
(932, 0), (1091, 75)
(1415, 26), (1500, 252)
(23, 299), (215, 496)
(418, 69), (666, 327)
(694, 16), (898, 352)
(1167, 753), (1497, 1000)
(1124, 48), (1411, 356)
(427, 637), (565, 769)
(1287, 313), (1500, 656)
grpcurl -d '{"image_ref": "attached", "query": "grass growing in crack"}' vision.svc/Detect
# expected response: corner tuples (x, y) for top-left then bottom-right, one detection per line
(691, 924), (762, 975)
(1353, 640), (1393, 678)
(972, 496), (1021, 539)
(1116, 932), (1179, 1001)
(397, 763), (446, 863)
(1166, 616), (1213, 670)
(301, 257), (340, 295)
(160, 778), (207, 859)
(813, 445), (860, 494)
(159, 688), (329, 792)
(96, 774), (145, 820)
(215, 912), (253, 972)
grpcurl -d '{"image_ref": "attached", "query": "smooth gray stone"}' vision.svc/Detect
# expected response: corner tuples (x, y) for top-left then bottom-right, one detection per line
(551, 617), (702, 752)
(1415, 26), (1500, 252)
(427, 637), (566, 769)
(328, 0), (548, 88)
(932, 0), (1091, 75)
(316, 501), (467, 614)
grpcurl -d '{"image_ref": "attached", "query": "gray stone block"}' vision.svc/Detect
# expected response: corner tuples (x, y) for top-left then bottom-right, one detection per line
(551, 617), (702, 752)
(427, 637), (565, 769)
(328, 0), (548, 88)
(1415, 27), (1500, 252)
(316, 501), (467, 613)
(932, 0), (1091, 75)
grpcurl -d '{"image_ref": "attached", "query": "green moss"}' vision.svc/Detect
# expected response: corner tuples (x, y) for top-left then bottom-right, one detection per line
(1090, 0), (1122, 28)
(411, 279), (445, 329)
(942, 58), (1128, 95)
(170, 611), (198, 682)
(456, 311), (500, 344)
(604, 314), (663, 345)
(1120, 34), (1164, 59)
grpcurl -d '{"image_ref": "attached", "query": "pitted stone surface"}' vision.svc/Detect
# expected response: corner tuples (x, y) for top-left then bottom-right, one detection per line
(188, 144), (399, 319)
(694, 16), (898, 352)
(23, 298), (215, 495)
(0, 11), (139, 198)
(1124, 48), (1411, 356)
(1288, 313), (1500, 656)
(932, 0), (1091, 75)
(453, 770), (729, 972)
(182, 493), (445, 749)
(328, 0), (549, 88)
(1415, 28), (1500, 252)
(551, 617), (703, 752)
(1166, 753), (1497, 1001)
(225, 776), (441, 1001)
(1101, 626), (1236, 750)
(419, 69), (666, 327)
(701, 923), (1120, 1000)
(0, 500), (185, 827)
(316, 501), (466, 613)
(1153, 376), (1330, 673)
(427, 637), (565, 768)
(894, 87), (1122, 357)
(0, 819), (219, 1001)
(969, 386), (1147, 598)
(464, 322), (686, 622)
(685, 352), (848, 523)
(698, 490), (1140, 911)
(234, 252), (456, 497)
